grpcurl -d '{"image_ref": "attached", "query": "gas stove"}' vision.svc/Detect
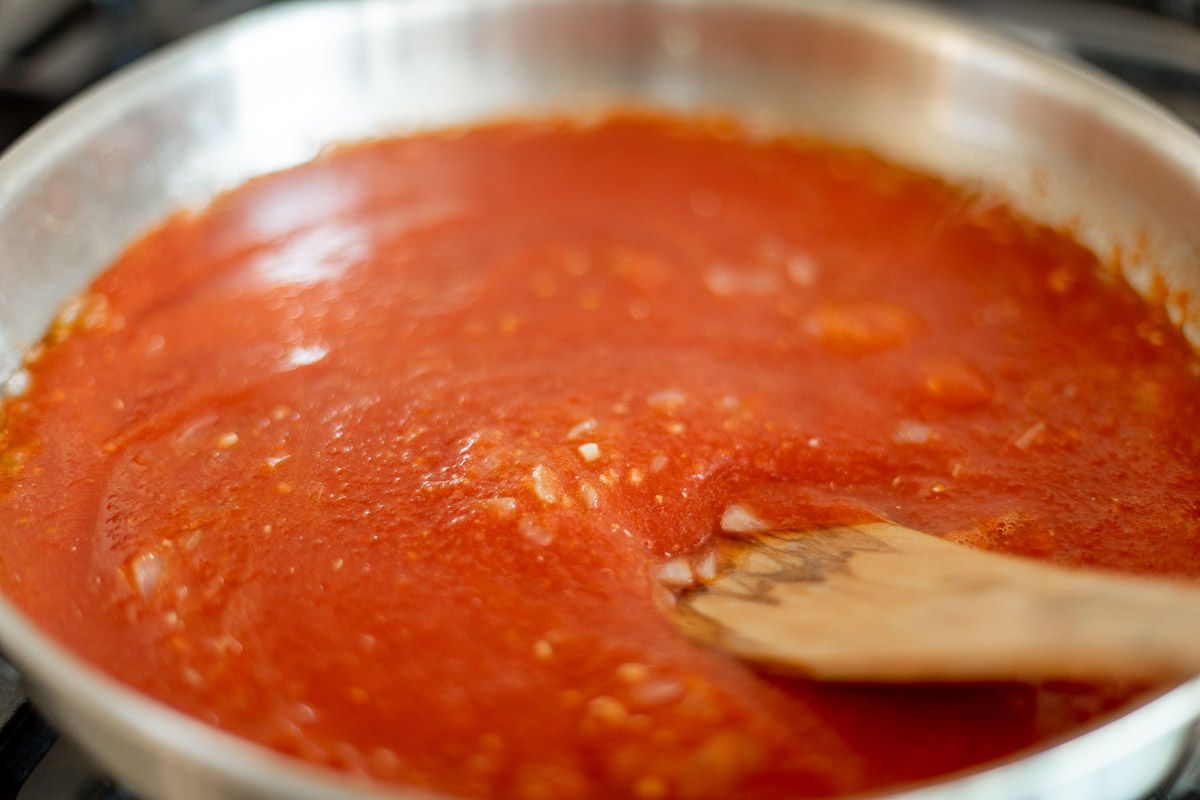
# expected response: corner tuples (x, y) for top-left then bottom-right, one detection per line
(0, 1), (1198, 798)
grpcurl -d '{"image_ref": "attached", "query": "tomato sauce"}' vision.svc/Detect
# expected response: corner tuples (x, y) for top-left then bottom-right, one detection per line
(0, 113), (1198, 798)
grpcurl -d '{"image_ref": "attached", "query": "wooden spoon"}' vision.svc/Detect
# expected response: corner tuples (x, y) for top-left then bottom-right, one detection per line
(673, 521), (1200, 684)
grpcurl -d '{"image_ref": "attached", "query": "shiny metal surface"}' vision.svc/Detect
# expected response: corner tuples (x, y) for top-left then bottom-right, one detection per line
(0, 1), (1199, 798)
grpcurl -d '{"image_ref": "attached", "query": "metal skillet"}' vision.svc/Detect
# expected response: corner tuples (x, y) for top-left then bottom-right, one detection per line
(1, 0), (1199, 798)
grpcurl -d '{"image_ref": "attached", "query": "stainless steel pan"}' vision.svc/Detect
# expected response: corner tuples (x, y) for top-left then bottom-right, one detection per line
(1, 1), (1199, 798)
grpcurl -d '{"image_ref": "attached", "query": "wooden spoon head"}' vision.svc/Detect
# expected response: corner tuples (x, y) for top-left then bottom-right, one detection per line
(673, 522), (1200, 684)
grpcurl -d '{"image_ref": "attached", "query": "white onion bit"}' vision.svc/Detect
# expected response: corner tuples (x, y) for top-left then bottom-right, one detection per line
(577, 442), (601, 462)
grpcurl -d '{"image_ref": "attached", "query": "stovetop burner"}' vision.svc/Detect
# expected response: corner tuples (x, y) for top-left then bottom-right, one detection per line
(0, 1), (1198, 798)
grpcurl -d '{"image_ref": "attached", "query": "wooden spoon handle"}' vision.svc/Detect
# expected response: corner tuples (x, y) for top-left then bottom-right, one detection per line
(674, 522), (1200, 684)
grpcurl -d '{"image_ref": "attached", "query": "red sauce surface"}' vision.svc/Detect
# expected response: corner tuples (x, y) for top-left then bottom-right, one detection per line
(1, 114), (1199, 799)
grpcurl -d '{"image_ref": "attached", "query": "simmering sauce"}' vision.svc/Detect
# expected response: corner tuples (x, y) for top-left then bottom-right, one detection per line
(1, 114), (1198, 798)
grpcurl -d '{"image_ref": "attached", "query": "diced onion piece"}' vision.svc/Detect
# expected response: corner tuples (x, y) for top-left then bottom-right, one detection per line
(586, 695), (628, 725)
(703, 266), (738, 298)
(127, 549), (163, 598)
(483, 497), (518, 520)
(577, 442), (601, 462)
(616, 662), (649, 683)
(566, 418), (597, 440)
(806, 301), (918, 355)
(894, 420), (934, 445)
(923, 358), (994, 409)
(629, 677), (685, 707)
(528, 464), (560, 504)
(1013, 420), (1047, 450)
(578, 483), (600, 510)
(518, 515), (554, 546)
(720, 503), (768, 534)
(786, 254), (819, 286)
(647, 389), (687, 413)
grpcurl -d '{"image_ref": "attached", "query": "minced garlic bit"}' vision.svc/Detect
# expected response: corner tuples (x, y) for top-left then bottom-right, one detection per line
(528, 464), (560, 504)
(566, 418), (597, 440)
(577, 442), (601, 462)
(627, 468), (644, 486)
(216, 432), (239, 449)
(720, 503), (768, 534)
